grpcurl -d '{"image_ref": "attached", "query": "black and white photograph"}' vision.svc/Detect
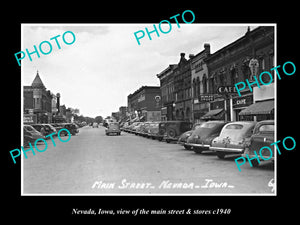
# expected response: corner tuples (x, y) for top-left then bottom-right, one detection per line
(4, 4), (298, 220)
(20, 24), (276, 195)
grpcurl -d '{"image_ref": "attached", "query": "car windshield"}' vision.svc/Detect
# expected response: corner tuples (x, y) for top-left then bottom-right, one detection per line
(109, 123), (119, 128)
(259, 124), (274, 132)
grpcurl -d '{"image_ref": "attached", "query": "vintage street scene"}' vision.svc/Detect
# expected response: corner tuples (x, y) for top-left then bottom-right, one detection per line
(22, 24), (275, 195)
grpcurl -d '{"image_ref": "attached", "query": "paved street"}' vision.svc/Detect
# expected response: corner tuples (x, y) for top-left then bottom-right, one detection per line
(23, 126), (275, 195)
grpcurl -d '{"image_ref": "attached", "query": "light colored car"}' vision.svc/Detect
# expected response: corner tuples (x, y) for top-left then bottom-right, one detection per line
(92, 122), (98, 128)
(210, 121), (256, 159)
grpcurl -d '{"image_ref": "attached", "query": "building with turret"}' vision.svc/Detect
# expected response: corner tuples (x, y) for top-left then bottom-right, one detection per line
(23, 71), (54, 123)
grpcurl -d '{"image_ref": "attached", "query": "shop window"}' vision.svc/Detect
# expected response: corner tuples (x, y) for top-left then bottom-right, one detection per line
(202, 74), (207, 94)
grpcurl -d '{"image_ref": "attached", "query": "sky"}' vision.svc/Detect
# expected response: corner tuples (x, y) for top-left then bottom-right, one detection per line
(22, 24), (258, 118)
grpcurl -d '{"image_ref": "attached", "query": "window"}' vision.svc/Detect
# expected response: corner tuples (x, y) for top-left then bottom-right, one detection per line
(225, 124), (243, 129)
(202, 75), (207, 94)
(258, 124), (274, 132)
(200, 122), (217, 129)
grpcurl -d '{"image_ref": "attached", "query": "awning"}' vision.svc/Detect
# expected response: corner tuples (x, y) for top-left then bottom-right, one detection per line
(239, 100), (274, 116)
(201, 108), (224, 120)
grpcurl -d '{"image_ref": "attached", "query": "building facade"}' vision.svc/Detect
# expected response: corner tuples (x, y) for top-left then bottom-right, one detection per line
(190, 43), (211, 123)
(127, 86), (161, 121)
(24, 71), (53, 123)
(156, 64), (177, 121)
(203, 26), (274, 122)
(173, 53), (193, 121)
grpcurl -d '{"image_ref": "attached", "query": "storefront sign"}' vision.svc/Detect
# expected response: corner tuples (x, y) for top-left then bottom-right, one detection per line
(232, 95), (253, 108)
(199, 94), (214, 102)
(217, 86), (237, 94)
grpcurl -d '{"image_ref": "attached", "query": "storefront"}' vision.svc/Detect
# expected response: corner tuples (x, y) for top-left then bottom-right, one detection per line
(239, 83), (275, 121)
(201, 97), (225, 121)
(232, 93), (253, 121)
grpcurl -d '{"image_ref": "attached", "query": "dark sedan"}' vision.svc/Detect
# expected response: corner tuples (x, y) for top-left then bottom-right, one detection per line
(186, 121), (227, 154)
(158, 121), (193, 143)
(177, 122), (204, 150)
(242, 120), (275, 167)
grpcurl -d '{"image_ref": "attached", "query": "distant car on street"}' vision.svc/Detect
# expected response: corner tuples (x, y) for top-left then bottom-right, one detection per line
(92, 122), (98, 128)
(210, 121), (256, 159)
(242, 120), (275, 167)
(105, 122), (121, 136)
(186, 121), (227, 153)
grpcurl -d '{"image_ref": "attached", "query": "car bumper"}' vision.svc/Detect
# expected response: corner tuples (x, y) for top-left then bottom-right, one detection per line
(210, 146), (244, 153)
(186, 143), (210, 149)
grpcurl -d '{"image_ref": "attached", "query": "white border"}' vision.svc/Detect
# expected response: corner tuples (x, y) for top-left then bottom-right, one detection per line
(21, 23), (277, 196)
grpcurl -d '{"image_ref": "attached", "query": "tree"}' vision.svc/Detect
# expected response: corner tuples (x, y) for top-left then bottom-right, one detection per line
(94, 116), (103, 124)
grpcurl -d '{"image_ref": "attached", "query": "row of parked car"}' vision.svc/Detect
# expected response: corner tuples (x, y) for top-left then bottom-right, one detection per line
(23, 123), (80, 146)
(122, 120), (275, 167)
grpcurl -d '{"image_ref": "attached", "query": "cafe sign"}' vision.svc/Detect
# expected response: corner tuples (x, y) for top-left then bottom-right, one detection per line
(232, 95), (253, 108)
(217, 86), (237, 94)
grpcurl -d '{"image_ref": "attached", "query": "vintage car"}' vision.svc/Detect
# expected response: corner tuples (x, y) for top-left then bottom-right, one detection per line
(134, 122), (145, 135)
(146, 122), (160, 139)
(210, 121), (256, 159)
(186, 121), (228, 153)
(242, 120), (275, 167)
(138, 122), (151, 137)
(62, 123), (79, 135)
(126, 122), (140, 133)
(105, 122), (121, 136)
(157, 121), (193, 143)
(23, 125), (45, 146)
(31, 123), (57, 136)
(177, 122), (205, 150)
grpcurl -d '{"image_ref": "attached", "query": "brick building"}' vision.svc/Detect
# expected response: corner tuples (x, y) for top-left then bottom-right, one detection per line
(127, 86), (161, 121)
(203, 26), (275, 122)
(190, 43), (211, 122)
(156, 64), (177, 121)
(24, 71), (53, 123)
(173, 53), (193, 121)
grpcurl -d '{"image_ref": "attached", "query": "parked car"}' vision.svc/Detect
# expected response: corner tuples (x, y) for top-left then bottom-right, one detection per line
(210, 121), (256, 159)
(178, 122), (205, 150)
(31, 124), (57, 137)
(157, 121), (193, 143)
(138, 122), (151, 137)
(23, 125), (45, 146)
(60, 123), (79, 135)
(146, 122), (160, 139)
(105, 122), (121, 135)
(242, 120), (275, 167)
(134, 122), (145, 135)
(186, 121), (228, 153)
